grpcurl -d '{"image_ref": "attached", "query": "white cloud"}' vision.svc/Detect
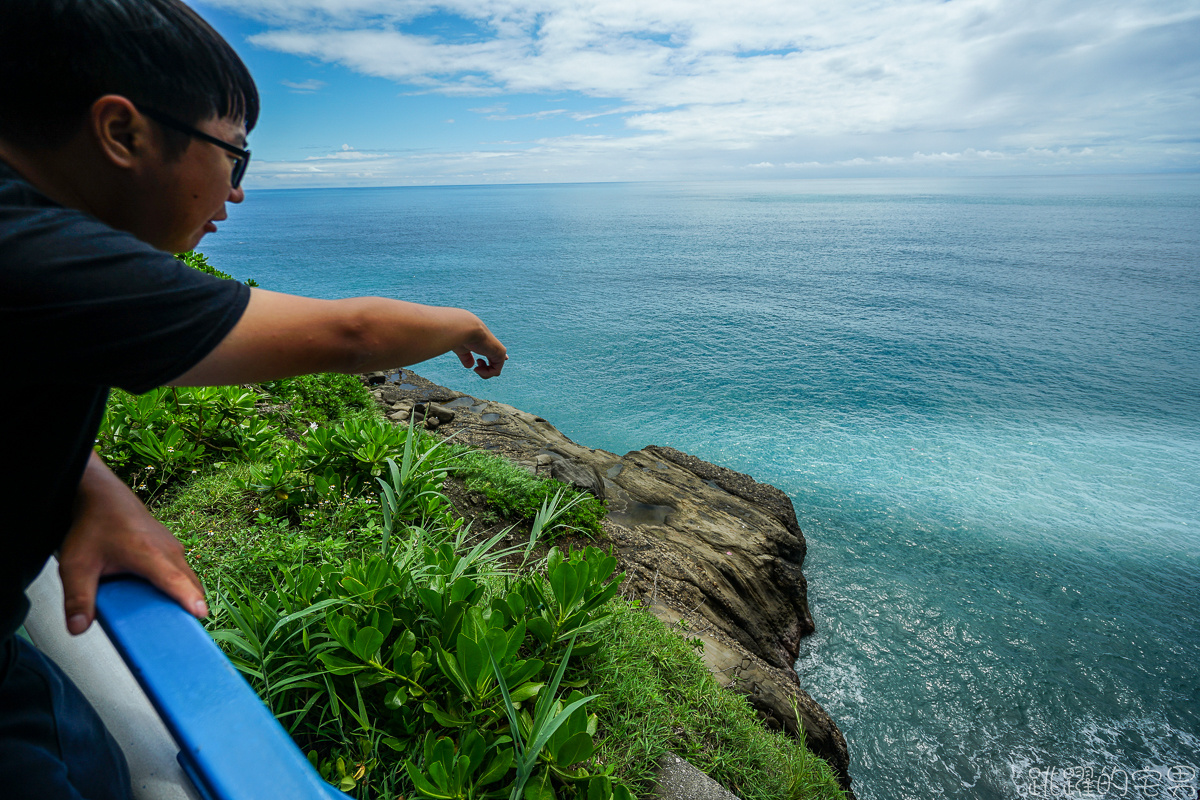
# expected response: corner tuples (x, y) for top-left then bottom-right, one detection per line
(480, 108), (569, 121)
(304, 150), (392, 160)
(280, 78), (327, 93)
(212, 0), (1200, 182)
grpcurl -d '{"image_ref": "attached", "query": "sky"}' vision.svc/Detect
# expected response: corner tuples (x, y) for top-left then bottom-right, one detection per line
(191, 0), (1200, 188)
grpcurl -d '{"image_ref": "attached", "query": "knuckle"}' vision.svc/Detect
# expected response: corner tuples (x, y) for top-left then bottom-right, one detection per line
(63, 590), (92, 610)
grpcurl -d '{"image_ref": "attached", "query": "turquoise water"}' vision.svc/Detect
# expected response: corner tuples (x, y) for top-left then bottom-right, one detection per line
(201, 176), (1200, 800)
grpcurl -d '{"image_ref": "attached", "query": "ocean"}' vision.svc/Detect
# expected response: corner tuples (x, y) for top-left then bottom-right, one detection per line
(199, 175), (1200, 800)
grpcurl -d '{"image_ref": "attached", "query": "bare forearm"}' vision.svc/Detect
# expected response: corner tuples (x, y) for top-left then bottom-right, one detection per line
(171, 289), (507, 386)
(76, 450), (124, 505)
(338, 297), (495, 373)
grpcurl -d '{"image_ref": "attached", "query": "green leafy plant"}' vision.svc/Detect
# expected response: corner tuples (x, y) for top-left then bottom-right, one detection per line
(208, 573), (344, 731)
(427, 607), (543, 727)
(520, 488), (593, 567)
(207, 539), (633, 800)
(522, 546), (623, 654)
(262, 372), (373, 425)
(377, 417), (457, 552)
(585, 777), (634, 800)
(238, 417), (443, 525)
(176, 249), (258, 286)
(487, 635), (597, 800)
(98, 385), (275, 497)
(404, 729), (513, 799)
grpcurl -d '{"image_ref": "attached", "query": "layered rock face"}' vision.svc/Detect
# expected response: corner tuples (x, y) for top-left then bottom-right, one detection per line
(367, 369), (852, 794)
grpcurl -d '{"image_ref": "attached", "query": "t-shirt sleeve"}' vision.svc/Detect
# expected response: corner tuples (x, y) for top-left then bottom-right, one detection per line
(1, 204), (250, 394)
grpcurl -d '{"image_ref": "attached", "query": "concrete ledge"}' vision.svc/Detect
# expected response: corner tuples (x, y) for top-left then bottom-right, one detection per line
(23, 557), (200, 800)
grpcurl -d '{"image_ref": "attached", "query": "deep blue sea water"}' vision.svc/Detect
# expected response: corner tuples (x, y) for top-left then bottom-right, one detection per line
(201, 176), (1200, 800)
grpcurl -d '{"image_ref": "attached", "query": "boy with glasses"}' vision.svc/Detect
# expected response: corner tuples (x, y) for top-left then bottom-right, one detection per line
(0, 1), (506, 796)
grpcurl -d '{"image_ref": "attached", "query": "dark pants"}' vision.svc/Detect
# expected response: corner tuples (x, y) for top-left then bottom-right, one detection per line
(0, 635), (132, 800)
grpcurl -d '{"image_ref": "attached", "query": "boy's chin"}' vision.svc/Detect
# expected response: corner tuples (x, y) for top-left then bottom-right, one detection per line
(172, 229), (208, 254)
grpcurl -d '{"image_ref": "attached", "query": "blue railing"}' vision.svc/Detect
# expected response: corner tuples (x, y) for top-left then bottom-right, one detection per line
(95, 577), (351, 800)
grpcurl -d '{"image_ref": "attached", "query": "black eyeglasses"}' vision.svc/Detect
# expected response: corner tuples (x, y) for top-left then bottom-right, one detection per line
(138, 106), (251, 189)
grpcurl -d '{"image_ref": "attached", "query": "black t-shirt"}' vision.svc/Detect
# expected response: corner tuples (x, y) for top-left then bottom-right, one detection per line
(0, 159), (250, 646)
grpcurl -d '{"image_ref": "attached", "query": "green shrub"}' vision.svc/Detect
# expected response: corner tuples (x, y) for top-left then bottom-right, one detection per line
(237, 417), (450, 526)
(264, 373), (374, 425)
(176, 249), (258, 286)
(98, 385), (276, 498)
(207, 541), (633, 800)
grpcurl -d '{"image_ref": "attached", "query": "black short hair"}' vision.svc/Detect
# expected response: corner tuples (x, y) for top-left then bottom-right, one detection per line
(0, 0), (259, 151)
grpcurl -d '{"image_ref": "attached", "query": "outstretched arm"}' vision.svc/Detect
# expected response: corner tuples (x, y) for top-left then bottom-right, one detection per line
(59, 289), (506, 630)
(169, 288), (508, 386)
(58, 450), (207, 634)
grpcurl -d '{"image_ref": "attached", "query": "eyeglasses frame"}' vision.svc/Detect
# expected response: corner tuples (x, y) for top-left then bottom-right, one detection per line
(137, 106), (251, 189)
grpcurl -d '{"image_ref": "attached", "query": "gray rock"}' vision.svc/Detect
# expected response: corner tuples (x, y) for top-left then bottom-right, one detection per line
(416, 402), (456, 423)
(548, 459), (605, 498)
(653, 755), (740, 800)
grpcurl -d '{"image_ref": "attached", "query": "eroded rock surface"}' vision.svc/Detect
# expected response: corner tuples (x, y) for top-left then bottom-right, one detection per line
(365, 370), (853, 794)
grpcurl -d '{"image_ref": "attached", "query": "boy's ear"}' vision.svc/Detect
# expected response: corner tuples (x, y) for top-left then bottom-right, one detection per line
(89, 95), (154, 171)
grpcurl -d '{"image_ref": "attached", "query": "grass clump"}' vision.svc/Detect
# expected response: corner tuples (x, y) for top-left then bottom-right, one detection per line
(155, 465), (362, 589)
(588, 603), (847, 800)
(451, 447), (607, 540)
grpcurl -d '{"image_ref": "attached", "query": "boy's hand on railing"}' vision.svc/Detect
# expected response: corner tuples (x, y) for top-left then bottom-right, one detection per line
(57, 451), (207, 635)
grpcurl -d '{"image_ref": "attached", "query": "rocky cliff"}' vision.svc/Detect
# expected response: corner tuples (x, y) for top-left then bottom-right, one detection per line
(366, 369), (853, 796)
